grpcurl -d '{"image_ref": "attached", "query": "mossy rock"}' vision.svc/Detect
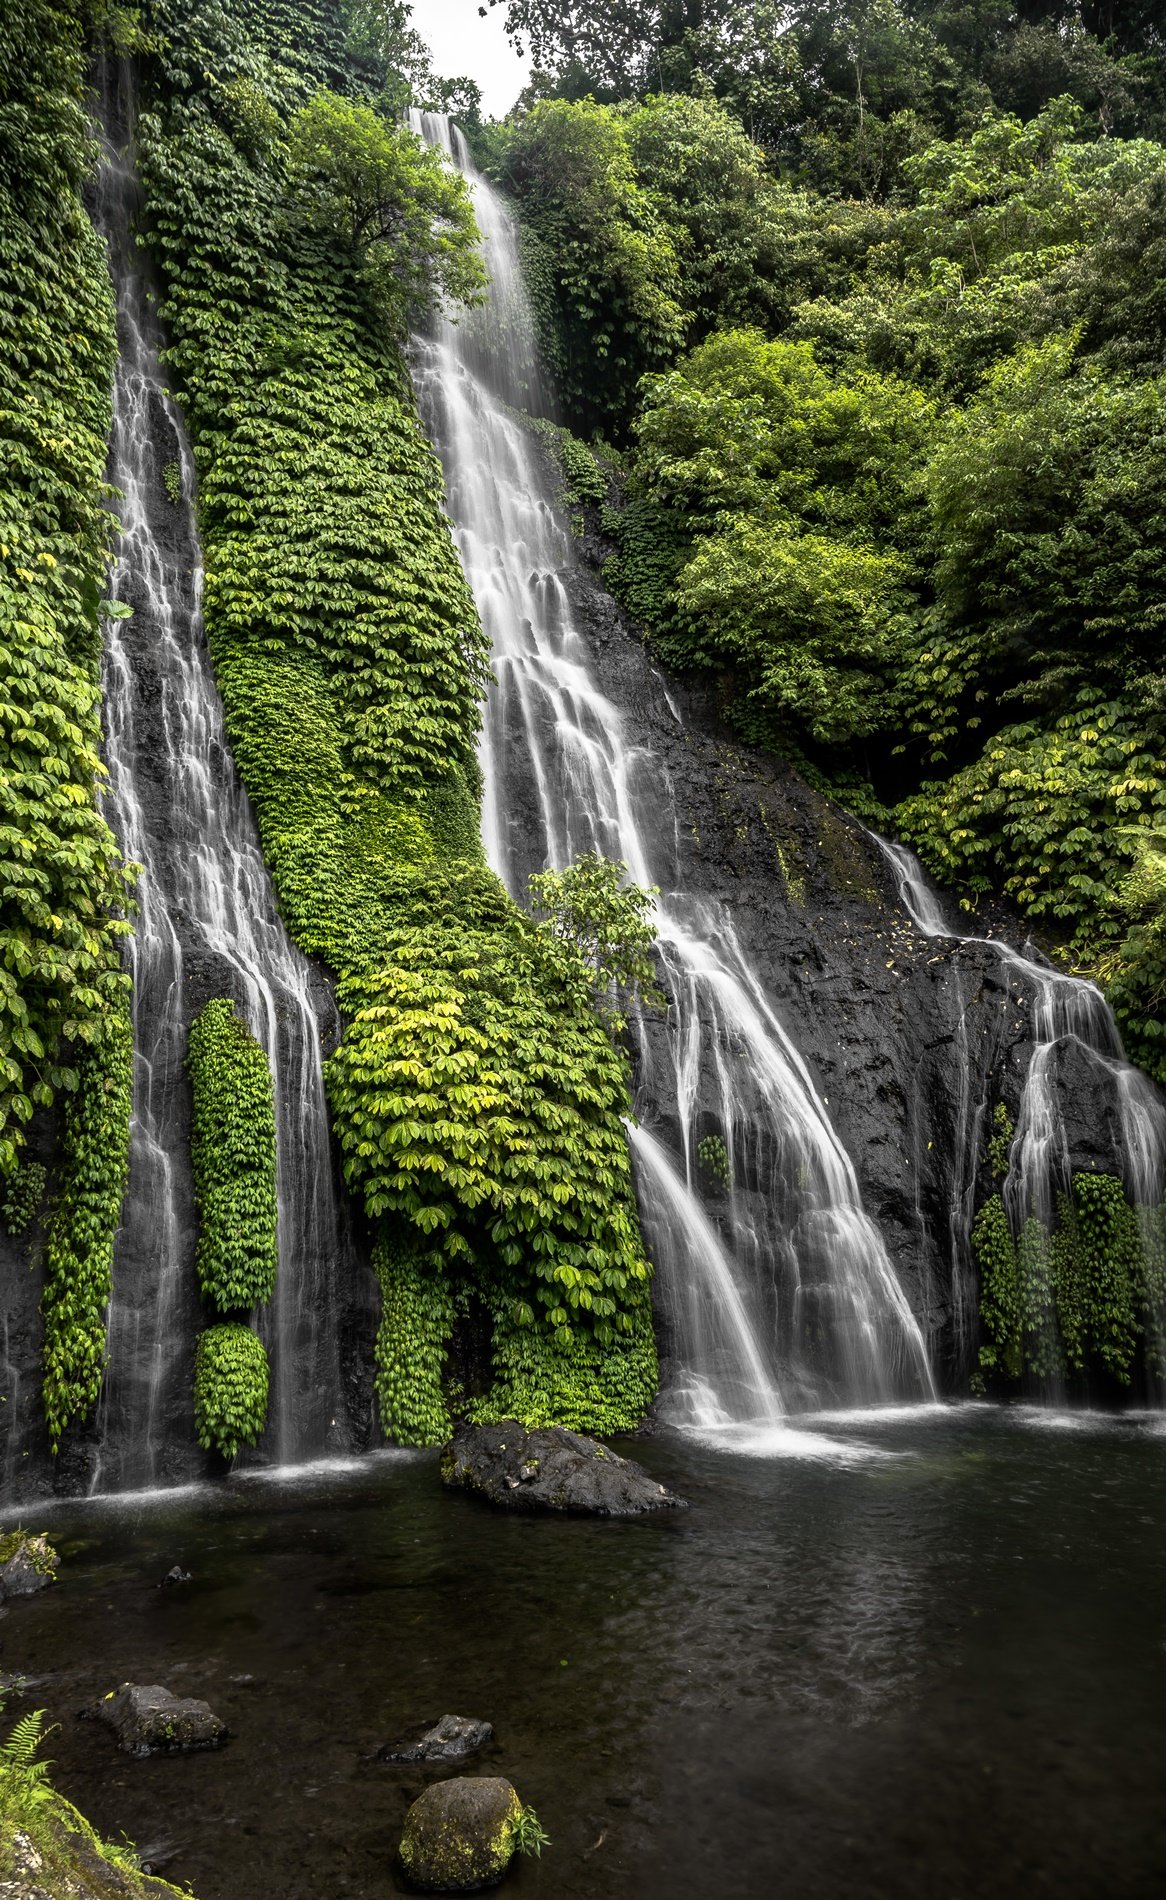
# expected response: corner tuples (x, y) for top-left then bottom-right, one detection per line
(0, 1529), (59, 1599)
(398, 1776), (521, 1892)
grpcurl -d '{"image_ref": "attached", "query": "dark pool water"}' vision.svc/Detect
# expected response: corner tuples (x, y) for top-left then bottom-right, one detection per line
(4, 1405), (1166, 1900)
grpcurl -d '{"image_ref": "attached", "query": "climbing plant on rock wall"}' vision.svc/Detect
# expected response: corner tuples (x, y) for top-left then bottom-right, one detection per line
(0, 1), (135, 1448)
(135, 0), (658, 1443)
(188, 999), (278, 1315)
(187, 998), (279, 1456)
(974, 1114), (1165, 1388)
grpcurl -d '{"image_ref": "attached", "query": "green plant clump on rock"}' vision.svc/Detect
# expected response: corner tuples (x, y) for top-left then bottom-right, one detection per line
(194, 1322), (270, 1459)
(41, 1010), (133, 1452)
(187, 998), (278, 1313)
(975, 1171), (1165, 1387)
(0, 1683), (189, 1896)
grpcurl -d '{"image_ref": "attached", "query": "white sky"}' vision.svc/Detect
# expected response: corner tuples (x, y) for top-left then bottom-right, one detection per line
(413, 0), (531, 118)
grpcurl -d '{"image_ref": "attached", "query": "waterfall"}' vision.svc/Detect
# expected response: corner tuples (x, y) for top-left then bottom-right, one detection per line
(876, 838), (1166, 1226)
(89, 77), (349, 1489)
(410, 113), (935, 1428)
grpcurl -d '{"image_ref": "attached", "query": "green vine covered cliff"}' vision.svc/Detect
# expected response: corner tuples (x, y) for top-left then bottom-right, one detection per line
(132, 0), (657, 1441)
(0, 0), (133, 1450)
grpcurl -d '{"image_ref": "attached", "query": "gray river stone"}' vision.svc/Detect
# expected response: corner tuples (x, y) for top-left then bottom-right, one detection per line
(378, 1713), (494, 1763)
(442, 1421), (687, 1516)
(83, 1682), (226, 1758)
(398, 1775), (522, 1893)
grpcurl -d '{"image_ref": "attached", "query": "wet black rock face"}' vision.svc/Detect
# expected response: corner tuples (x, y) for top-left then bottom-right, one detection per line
(544, 498), (1162, 1389)
(442, 1421), (688, 1516)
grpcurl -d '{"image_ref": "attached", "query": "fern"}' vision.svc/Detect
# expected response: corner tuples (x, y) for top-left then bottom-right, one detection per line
(0, 1707), (57, 1814)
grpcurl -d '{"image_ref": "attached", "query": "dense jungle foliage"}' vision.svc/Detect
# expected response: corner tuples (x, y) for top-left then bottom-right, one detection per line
(485, 4), (1166, 1087)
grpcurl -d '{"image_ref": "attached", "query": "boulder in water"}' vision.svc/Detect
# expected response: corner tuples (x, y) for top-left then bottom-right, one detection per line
(0, 1529), (58, 1600)
(441, 1420), (687, 1516)
(83, 1682), (226, 1758)
(378, 1713), (494, 1764)
(398, 1775), (522, 1892)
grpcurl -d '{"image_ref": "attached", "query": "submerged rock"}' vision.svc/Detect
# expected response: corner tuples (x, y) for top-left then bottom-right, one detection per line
(378, 1713), (494, 1764)
(0, 1529), (59, 1599)
(83, 1682), (226, 1758)
(398, 1775), (521, 1892)
(441, 1421), (687, 1517)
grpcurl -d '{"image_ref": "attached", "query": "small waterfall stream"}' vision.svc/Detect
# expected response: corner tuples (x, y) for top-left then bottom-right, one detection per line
(876, 838), (1166, 1226)
(90, 83), (348, 1489)
(411, 113), (935, 1432)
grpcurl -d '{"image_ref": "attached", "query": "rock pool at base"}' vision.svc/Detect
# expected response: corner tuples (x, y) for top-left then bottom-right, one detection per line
(440, 1422), (688, 1516)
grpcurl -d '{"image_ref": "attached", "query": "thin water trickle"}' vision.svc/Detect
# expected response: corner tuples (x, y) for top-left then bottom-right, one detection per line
(875, 836), (1166, 1224)
(411, 113), (934, 1425)
(90, 76), (349, 1489)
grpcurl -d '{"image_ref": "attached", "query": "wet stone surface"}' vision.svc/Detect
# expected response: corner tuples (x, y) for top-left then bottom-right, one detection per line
(378, 1714), (494, 1765)
(441, 1423), (688, 1517)
(82, 1682), (226, 1758)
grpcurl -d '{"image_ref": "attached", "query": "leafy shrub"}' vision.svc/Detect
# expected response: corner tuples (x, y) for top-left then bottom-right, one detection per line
(41, 1009), (132, 1452)
(496, 98), (686, 435)
(187, 999), (278, 1314)
(976, 1172), (1163, 1386)
(193, 1322), (269, 1458)
(326, 919), (649, 1339)
(1, 1162), (46, 1237)
(286, 87), (485, 337)
(371, 1235), (453, 1446)
(470, 1288), (657, 1437)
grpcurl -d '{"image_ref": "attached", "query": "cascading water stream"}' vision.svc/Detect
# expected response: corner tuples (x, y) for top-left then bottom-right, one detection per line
(876, 837), (1166, 1260)
(411, 112), (935, 1431)
(89, 79), (349, 1489)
